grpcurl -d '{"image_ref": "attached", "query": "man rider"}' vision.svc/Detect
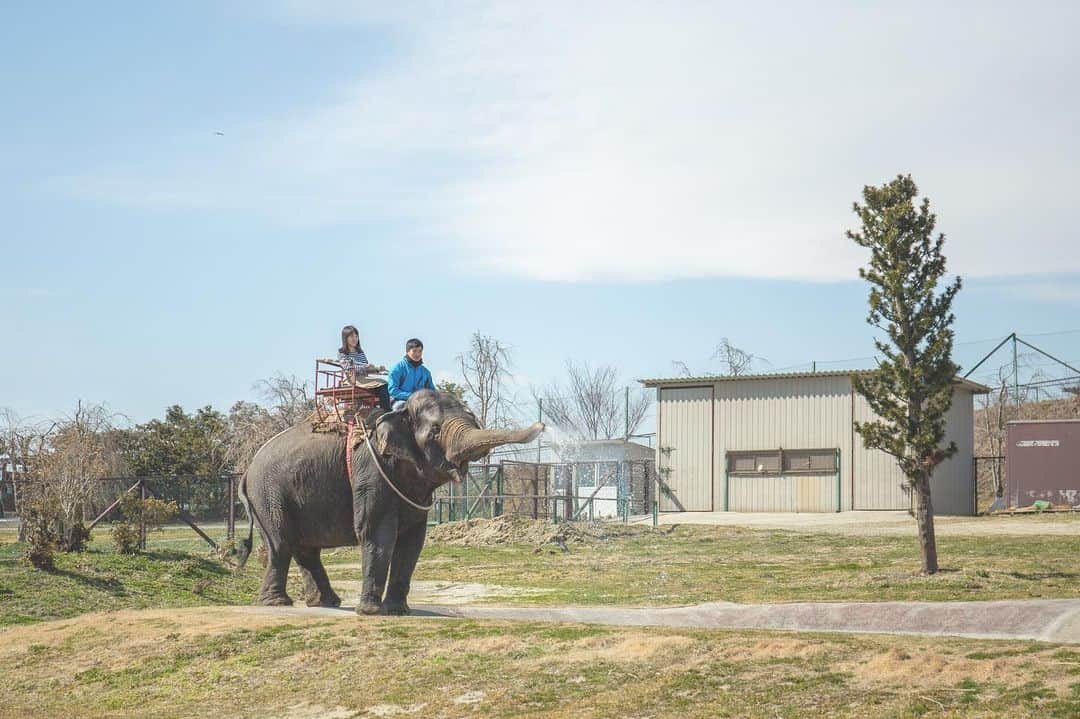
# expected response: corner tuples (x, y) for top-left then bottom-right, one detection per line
(387, 338), (435, 411)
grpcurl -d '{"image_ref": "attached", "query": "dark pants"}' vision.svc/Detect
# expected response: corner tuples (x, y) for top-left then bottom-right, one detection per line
(376, 385), (392, 411)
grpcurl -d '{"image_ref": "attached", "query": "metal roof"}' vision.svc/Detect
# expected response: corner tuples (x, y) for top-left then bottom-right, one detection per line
(639, 369), (990, 393)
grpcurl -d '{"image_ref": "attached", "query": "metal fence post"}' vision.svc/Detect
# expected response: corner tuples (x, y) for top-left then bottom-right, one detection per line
(565, 473), (573, 522)
(495, 465), (504, 518)
(139, 479), (147, 550)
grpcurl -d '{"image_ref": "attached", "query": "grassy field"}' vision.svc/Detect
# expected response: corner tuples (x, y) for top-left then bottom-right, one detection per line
(2, 518), (1078, 717)
(1, 607), (1077, 718)
(2, 517), (1079, 627)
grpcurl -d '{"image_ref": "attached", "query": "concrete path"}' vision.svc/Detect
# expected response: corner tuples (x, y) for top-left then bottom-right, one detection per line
(255, 598), (1080, 644)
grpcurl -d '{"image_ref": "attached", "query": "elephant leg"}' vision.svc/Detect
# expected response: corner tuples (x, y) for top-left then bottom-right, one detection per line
(358, 512), (398, 616)
(294, 547), (341, 608)
(383, 521), (427, 616)
(257, 539), (294, 606)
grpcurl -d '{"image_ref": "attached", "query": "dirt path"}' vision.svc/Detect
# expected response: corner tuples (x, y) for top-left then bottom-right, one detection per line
(244, 597), (1080, 644)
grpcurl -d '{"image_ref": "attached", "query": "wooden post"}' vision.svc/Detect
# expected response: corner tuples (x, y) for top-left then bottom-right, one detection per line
(143, 483), (219, 550)
(87, 480), (141, 530)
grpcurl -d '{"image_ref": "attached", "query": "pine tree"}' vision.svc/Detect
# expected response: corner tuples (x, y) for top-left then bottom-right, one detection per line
(848, 175), (962, 575)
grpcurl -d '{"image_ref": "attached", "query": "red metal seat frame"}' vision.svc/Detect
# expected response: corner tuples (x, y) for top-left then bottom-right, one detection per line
(314, 359), (382, 421)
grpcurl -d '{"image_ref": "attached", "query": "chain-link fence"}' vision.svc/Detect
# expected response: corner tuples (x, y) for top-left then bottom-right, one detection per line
(431, 459), (655, 524)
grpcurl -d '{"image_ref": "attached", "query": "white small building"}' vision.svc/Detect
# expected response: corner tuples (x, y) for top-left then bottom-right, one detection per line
(641, 371), (988, 515)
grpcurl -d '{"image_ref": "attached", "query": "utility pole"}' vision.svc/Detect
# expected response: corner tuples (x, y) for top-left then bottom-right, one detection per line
(624, 386), (630, 440)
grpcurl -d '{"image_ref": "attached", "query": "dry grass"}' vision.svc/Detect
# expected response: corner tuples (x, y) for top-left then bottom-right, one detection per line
(1, 607), (1077, 718)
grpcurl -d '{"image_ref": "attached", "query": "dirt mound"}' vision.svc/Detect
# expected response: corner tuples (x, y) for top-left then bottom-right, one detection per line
(426, 515), (656, 548)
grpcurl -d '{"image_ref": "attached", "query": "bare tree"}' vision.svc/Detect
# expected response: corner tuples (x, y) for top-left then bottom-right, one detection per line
(976, 365), (1013, 505)
(671, 339), (766, 379)
(670, 361), (694, 378)
(457, 332), (514, 428)
(38, 401), (127, 523)
(0, 409), (50, 538)
(255, 373), (315, 428)
(538, 361), (651, 442)
(226, 374), (314, 473)
(712, 338), (765, 376)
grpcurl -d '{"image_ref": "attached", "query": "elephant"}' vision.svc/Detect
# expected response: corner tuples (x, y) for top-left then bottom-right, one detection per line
(234, 389), (543, 615)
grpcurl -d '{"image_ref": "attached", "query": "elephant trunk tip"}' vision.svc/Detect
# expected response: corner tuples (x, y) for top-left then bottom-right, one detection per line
(524, 422), (544, 443)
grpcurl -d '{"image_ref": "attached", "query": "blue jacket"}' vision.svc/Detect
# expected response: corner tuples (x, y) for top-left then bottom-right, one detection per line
(387, 357), (435, 401)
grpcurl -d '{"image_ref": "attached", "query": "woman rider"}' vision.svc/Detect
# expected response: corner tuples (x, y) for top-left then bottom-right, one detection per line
(337, 325), (391, 410)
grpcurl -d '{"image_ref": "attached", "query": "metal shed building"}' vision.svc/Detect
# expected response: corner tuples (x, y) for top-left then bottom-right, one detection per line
(641, 371), (989, 516)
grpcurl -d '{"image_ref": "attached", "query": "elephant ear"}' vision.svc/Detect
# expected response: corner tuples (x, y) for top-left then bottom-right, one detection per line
(373, 411), (425, 468)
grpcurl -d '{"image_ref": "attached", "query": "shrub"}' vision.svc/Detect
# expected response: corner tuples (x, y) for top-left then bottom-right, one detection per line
(111, 492), (179, 554)
(112, 522), (142, 555)
(61, 522), (91, 553)
(21, 505), (58, 571)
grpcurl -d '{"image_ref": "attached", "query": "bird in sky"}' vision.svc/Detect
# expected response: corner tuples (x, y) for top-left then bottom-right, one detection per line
(214, 131), (225, 136)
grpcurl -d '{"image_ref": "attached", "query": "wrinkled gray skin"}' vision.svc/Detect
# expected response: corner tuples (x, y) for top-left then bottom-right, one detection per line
(236, 389), (543, 616)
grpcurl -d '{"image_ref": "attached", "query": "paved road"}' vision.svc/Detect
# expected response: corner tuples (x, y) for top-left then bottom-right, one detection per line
(250, 598), (1080, 644)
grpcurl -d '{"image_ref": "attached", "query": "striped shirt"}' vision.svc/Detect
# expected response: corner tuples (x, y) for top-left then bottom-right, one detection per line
(337, 348), (369, 375)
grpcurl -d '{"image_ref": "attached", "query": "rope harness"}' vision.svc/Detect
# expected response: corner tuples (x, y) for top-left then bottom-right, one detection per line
(346, 419), (434, 512)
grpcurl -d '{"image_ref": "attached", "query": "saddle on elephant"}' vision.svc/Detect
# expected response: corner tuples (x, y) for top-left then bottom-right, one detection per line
(312, 357), (387, 435)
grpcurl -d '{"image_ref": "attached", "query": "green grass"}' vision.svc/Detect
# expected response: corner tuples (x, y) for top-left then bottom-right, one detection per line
(2, 611), (1077, 718)
(3, 518), (1080, 629)
(401, 523), (1080, 605)
(0, 538), (264, 627)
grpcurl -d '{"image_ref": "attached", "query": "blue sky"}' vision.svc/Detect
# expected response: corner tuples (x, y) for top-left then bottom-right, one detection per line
(3, 1), (1079, 427)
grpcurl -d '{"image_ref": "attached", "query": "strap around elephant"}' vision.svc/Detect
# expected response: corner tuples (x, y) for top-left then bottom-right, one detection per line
(362, 430), (434, 512)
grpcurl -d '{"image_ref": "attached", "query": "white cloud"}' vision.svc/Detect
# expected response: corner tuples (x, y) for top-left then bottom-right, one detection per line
(59, 1), (1080, 281)
(1004, 280), (1080, 304)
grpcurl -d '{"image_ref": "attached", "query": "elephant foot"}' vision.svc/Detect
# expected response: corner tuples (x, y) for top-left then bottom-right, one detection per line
(357, 600), (383, 616)
(306, 591), (342, 608)
(259, 593), (294, 607)
(383, 600), (410, 616)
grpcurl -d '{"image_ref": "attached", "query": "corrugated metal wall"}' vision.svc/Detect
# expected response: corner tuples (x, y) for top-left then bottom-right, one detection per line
(932, 389), (975, 515)
(657, 386), (714, 511)
(714, 375), (850, 512)
(852, 387), (975, 513)
(654, 377), (977, 515)
(851, 390), (909, 510)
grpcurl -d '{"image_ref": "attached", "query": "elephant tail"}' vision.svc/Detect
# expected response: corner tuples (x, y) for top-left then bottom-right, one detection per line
(233, 473), (255, 569)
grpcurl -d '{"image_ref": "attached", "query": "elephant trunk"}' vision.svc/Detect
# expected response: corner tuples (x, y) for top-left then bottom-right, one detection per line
(442, 418), (545, 464)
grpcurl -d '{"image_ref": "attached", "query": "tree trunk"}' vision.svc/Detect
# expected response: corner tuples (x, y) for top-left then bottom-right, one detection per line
(14, 478), (26, 542)
(914, 474), (938, 575)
